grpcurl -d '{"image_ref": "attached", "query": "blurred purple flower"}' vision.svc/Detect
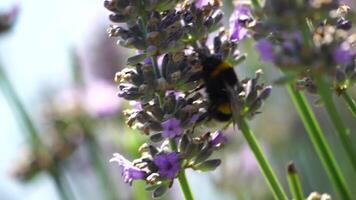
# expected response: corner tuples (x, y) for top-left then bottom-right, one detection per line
(161, 118), (183, 138)
(84, 81), (121, 118)
(229, 4), (253, 41)
(239, 145), (261, 175)
(255, 39), (275, 62)
(0, 5), (19, 34)
(333, 46), (352, 65)
(154, 152), (180, 179)
(110, 153), (146, 185)
(209, 130), (227, 147)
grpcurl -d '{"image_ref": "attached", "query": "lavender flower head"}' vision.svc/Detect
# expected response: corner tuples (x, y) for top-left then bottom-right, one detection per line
(154, 152), (180, 179)
(110, 153), (146, 185)
(161, 118), (183, 139)
(84, 81), (121, 118)
(104, 0), (272, 197)
(248, 1), (356, 93)
(229, 4), (254, 41)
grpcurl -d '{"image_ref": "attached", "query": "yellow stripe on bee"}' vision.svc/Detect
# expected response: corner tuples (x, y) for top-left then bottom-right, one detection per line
(217, 103), (232, 114)
(211, 61), (232, 77)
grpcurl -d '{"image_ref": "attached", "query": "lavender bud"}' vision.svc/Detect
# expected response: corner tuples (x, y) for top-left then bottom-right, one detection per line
(193, 159), (221, 172)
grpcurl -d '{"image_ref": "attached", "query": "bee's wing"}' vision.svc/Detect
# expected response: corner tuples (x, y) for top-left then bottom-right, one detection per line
(225, 83), (241, 129)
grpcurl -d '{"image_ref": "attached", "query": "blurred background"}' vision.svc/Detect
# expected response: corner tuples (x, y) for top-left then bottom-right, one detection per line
(0, 0), (355, 200)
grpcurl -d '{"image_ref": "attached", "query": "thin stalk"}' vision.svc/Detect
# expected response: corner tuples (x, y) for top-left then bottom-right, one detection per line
(287, 162), (304, 200)
(286, 83), (351, 200)
(0, 65), (41, 149)
(52, 173), (71, 200)
(170, 139), (195, 200)
(84, 129), (119, 200)
(315, 76), (356, 172)
(50, 167), (77, 200)
(341, 91), (356, 117)
(238, 119), (288, 200)
(250, 0), (262, 10)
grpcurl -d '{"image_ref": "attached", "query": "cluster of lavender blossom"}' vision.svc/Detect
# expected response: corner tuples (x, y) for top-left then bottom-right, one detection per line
(244, 0), (356, 94)
(104, 0), (271, 197)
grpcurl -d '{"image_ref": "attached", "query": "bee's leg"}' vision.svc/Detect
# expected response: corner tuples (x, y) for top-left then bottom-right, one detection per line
(187, 84), (205, 96)
(222, 121), (232, 130)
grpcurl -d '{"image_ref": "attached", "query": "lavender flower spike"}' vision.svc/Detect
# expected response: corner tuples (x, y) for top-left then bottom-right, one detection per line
(229, 4), (253, 41)
(161, 118), (183, 138)
(154, 152), (180, 179)
(110, 153), (146, 185)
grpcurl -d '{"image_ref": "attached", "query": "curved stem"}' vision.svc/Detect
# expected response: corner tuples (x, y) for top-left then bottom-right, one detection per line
(170, 140), (195, 200)
(250, 0), (262, 10)
(287, 162), (304, 200)
(81, 121), (119, 200)
(315, 76), (356, 172)
(238, 119), (288, 200)
(52, 173), (71, 200)
(341, 91), (356, 118)
(0, 65), (41, 149)
(286, 83), (351, 200)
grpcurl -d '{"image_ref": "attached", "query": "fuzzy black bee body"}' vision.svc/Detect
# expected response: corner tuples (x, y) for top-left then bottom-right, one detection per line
(201, 55), (238, 121)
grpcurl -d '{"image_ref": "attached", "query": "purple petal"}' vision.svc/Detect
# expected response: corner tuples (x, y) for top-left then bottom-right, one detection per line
(161, 118), (183, 138)
(229, 4), (252, 41)
(209, 130), (227, 147)
(154, 152), (180, 179)
(195, 0), (210, 9)
(110, 153), (146, 185)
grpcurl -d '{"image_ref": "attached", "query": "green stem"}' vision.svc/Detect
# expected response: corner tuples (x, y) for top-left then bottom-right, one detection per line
(341, 91), (356, 118)
(287, 162), (304, 200)
(52, 173), (71, 200)
(250, 0), (262, 10)
(170, 140), (195, 200)
(238, 119), (288, 200)
(286, 83), (351, 200)
(315, 76), (356, 172)
(84, 129), (119, 200)
(0, 65), (41, 149)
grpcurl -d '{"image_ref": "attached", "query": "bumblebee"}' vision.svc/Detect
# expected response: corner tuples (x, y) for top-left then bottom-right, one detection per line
(201, 55), (238, 121)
